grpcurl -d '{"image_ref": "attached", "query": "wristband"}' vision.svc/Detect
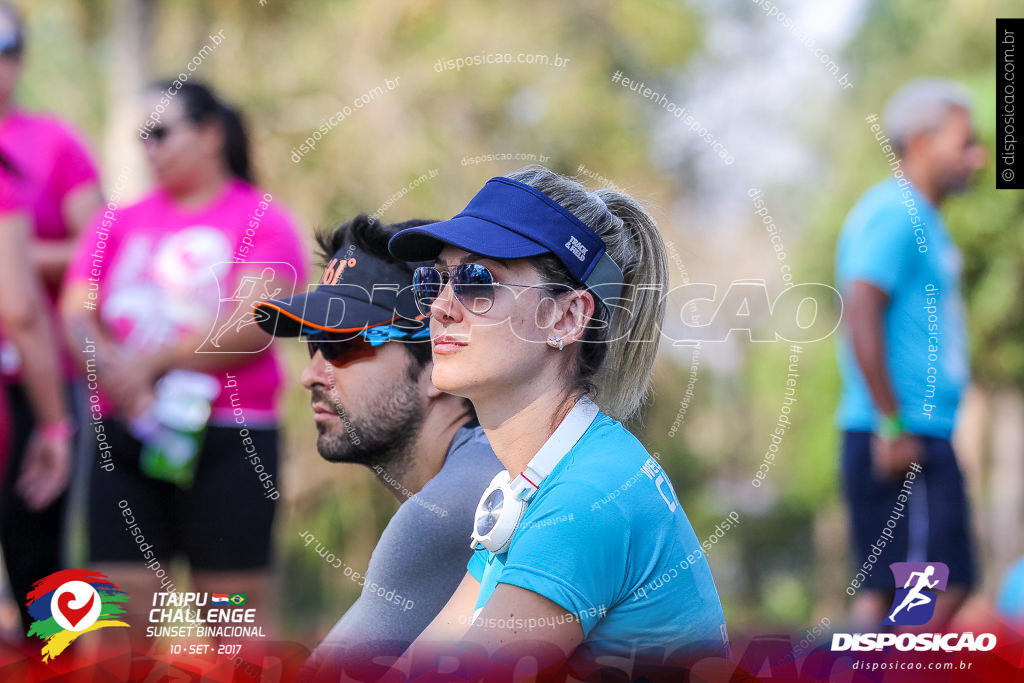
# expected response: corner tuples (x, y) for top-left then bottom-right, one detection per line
(40, 419), (74, 443)
(876, 413), (904, 441)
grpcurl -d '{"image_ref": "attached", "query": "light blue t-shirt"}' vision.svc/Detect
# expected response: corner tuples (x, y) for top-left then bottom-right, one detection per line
(467, 412), (728, 661)
(835, 178), (969, 438)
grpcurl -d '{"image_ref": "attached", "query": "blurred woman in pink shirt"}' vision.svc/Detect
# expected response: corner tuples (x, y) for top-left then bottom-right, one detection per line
(62, 81), (306, 646)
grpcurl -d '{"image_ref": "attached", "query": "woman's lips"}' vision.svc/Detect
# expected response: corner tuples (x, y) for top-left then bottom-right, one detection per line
(433, 335), (468, 355)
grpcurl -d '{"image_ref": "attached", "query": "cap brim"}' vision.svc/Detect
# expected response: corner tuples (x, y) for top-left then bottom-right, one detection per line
(388, 215), (551, 262)
(254, 288), (405, 337)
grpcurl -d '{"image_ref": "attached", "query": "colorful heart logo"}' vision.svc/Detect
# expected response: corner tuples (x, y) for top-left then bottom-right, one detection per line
(56, 591), (95, 629)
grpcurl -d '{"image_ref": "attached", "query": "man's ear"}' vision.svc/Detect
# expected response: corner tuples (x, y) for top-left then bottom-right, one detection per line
(904, 125), (937, 163)
(550, 290), (595, 347)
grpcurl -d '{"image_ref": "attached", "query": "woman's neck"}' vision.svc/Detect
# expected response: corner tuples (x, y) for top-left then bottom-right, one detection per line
(168, 170), (232, 209)
(475, 380), (579, 478)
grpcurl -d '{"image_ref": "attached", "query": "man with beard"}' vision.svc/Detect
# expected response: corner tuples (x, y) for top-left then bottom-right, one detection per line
(254, 214), (501, 677)
(835, 79), (986, 630)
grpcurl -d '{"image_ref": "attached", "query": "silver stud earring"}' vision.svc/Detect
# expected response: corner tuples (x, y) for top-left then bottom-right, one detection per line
(547, 335), (564, 351)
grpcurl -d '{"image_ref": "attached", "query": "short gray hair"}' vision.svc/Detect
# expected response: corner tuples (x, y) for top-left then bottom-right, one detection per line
(883, 78), (973, 154)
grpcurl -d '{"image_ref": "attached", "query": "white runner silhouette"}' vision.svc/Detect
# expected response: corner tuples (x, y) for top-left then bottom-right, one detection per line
(888, 565), (939, 622)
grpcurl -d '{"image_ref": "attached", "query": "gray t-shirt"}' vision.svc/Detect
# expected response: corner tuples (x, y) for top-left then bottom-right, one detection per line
(302, 422), (500, 674)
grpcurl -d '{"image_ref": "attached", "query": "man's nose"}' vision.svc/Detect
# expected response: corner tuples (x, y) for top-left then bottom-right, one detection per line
(300, 349), (328, 389)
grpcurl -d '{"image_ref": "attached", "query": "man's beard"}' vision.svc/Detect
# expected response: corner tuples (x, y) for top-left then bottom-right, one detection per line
(937, 167), (974, 198)
(311, 378), (425, 472)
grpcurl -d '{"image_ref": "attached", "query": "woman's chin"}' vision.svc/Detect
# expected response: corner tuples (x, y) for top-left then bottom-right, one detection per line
(429, 367), (470, 397)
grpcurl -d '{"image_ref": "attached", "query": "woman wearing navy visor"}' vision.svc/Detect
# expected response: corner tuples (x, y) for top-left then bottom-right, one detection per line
(387, 166), (727, 676)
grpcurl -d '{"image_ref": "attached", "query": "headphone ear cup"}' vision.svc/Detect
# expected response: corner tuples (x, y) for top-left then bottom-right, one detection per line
(471, 471), (526, 554)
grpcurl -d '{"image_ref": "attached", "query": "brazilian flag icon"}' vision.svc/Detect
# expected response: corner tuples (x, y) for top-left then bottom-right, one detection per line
(229, 593), (247, 606)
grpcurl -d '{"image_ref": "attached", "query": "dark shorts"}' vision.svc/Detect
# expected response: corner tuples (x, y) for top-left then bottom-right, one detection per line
(88, 420), (279, 571)
(841, 430), (975, 590)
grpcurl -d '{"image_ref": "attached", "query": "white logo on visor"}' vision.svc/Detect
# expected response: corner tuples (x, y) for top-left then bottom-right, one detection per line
(565, 236), (588, 262)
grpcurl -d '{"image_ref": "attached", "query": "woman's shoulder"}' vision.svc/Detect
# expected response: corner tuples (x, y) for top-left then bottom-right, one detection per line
(229, 181), (292, 217)
(542, 413), (654, 497)
(7, 109), (93, 150)
(93, 190), (159, 225)
(582, 412), (651, 459)
(229, 181), (304, 237)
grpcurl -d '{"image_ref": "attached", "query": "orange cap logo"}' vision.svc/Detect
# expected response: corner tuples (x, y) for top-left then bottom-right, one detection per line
(320, 257), (358, 285)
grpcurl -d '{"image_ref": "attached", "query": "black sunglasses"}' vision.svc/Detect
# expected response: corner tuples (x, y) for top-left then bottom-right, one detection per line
(305, 331), (378, 368)
(139, 120), (188, 144)
(412, 263), (562, 316)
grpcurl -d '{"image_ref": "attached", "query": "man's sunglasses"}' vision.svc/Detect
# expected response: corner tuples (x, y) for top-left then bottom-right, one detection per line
(305, 331), (378, 368)
(304, 325), (429, 368)
(412, 263), (560, 316)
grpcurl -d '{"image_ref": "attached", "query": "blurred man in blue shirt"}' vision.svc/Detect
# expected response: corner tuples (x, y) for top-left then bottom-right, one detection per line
(835, 79), (985, 630)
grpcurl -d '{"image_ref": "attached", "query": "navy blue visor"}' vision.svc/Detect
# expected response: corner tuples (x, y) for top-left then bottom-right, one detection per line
(387, 177), (624, 306)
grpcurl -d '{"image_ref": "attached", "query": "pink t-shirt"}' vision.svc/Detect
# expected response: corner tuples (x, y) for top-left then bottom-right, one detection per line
(0, 110), (99, 243)
(0, 163), (23, 213)
(66, 179), (308, 425)
(0, 109), (101, 378)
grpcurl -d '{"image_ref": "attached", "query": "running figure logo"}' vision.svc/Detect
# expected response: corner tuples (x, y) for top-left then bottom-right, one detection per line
(209, 267), (282, 347)
(197, 262), (298, 353)
(884, 562), (949, 626)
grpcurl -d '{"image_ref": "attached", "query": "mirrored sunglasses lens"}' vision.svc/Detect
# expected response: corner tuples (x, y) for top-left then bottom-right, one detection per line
(475, 488), (505, 537)
(453, 264), (496, 314)
(413, 267), (442, 316)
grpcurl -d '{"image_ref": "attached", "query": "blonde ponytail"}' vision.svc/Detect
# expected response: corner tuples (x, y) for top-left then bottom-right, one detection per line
(506, 166), (668, 421)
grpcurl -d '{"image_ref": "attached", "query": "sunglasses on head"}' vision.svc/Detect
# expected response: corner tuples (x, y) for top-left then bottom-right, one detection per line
(305, 331), (378, 368)
(412, 263), (561, 316)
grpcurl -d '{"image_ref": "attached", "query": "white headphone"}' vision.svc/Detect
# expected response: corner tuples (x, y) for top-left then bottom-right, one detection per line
(470, 398), (600, 554)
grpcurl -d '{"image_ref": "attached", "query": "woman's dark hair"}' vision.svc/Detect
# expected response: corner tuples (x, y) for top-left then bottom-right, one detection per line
(150, 81), (253, 183)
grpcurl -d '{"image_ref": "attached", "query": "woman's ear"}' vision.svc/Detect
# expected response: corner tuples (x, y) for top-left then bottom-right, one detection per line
(200, 119), (226, 162)
(551, 290), (595, 347)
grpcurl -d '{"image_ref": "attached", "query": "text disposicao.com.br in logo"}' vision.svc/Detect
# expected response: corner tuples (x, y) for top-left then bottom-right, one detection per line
(25, 569), (129, 661)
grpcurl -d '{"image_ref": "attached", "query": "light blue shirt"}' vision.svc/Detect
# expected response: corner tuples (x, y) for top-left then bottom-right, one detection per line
(835, 178), (969, 438)
(467, 412), (728, 660)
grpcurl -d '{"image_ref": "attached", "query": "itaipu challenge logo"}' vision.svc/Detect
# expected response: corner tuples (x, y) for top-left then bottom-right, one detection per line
(26, 569), (129, 661)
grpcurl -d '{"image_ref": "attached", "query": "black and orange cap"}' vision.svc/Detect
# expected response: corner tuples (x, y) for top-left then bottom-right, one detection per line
(254, 242), (426, 338)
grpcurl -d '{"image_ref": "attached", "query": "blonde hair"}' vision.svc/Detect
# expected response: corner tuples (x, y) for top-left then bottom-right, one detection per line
(506, 166), (668, 421)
